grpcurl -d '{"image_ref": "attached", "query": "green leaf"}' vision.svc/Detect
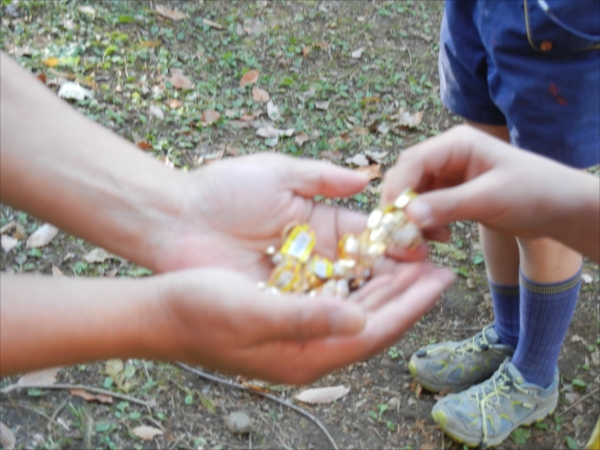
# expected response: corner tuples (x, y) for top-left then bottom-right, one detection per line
(124, 365), (136, 379)
(128, 411), (142, 420)
(27, 388), (45, 396)
(118, 15), (135, 23)
(353, 194), (368, 204)
(565, 436), (579, 450)
(386, 421), (395, 431)
(472, 254), (484, 265)
(572, 378), (587, 388)
(95, 422), (112, 432)
(185, 394), (193, 405)
(28, 248), (42, 258)
(368, 410), (378, 420)
(534, 422), (549, 430)
(103, 376), (114, 389)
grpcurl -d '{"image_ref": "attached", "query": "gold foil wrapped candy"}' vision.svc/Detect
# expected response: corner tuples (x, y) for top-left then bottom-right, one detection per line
(263, 188), (422, 298)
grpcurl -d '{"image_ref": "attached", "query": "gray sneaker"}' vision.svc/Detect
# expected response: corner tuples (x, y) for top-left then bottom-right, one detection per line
(432, 360), (559, 448)
(408, 324), (514, 393)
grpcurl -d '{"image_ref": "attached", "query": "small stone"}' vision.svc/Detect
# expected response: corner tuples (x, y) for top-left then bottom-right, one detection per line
(466, 278), (476, 290)
(225, 412), (252, 434)
(388, 397), (401, 408)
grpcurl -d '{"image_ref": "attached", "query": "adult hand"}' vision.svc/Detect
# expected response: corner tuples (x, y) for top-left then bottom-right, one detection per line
(153, 264), (455, 384)
(151, 152), (429, 278)
(381, 125), (600, 262)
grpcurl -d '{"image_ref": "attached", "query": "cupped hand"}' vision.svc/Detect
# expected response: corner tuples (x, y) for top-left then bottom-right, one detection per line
(153, 152), (428, 277)
(154, 264), (454, 384)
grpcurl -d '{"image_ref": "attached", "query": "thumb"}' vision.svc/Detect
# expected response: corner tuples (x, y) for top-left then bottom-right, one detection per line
(405, 179), (492, 228)
(257, 295), (366, 341)
(281, 158), (370, 198)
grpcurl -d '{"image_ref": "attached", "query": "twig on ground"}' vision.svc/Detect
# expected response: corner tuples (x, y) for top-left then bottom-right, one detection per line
(555, 387), (600, 417)
(176, 363), (339, 450)
(257, 413), (294, 450)
(0, 383), (151, 408)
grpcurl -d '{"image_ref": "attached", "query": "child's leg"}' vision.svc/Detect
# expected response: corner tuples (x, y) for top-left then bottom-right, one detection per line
(467, 122), (521, 349)
(512, 237), (583, 387)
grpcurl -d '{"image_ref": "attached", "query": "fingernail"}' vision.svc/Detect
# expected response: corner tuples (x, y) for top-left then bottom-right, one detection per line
(406, 199), (433, 227)
(329, 306), (366, 335)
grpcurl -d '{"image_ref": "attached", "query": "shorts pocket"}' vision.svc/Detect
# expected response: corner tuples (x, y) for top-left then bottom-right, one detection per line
(524, 0), (600, 54)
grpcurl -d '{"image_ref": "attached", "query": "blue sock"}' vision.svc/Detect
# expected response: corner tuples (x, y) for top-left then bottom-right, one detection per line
(489, 280), (520, 349)
(512, 269), (582, 387)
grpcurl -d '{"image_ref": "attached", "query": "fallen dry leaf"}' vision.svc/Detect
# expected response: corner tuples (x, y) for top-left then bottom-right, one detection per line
(58, 82), (93, 101)
(315, 100), (330, 111)
(564, 392), (583, 413)
(377, 122), (390, 136)
(203, 18), (224, 30)
(140, 40), (161, 48)
(352, 126), (370, 136)
(167, 70), (194, 90)
(224, 109), (238, 118)
(294, 385), (350, 404)
(77, 5), (96, 15)
(18, 367), (62, 386)
(361, 96), (382, 105)
(240, 69), (259, 88)
(1, 235), (19, 253)
(391, 110), (423, 129)
(166, 99), (182, 109)
(240, 110), (263, 121)
(42, 57), (60, 67)
(26, 223), (59, 248)
(36, 73), (47, 84)
(131, 425), (164, 441)
(0, 221), (16, 235)
(345, 153), (369, 167)
(321, 150), (343, 162)
(70, 389), (113, 404)
(52, 265), (64, 277)
(149, 105), (164, 120)
(105, 359), (124, 379)
(198, 150), (225, 166)
(266, 100), (280, 121)
(364, 150), (389, 163)
(201, 109), (221, 126)
(415, 382), (423, 398)
(14, 223), (26, 240)
(0, 422), (16, 450)
(83, 248), (114, 263)
(136, 141), (153, 151)
(256, 125), (294, 139)
(155, 4), (187, 20)
(351, 47), (365, 59)
(354, 164), (382, 181)
(302, 46), (311, 57)
(252, 86), (270, 103)
(295, 132), (309, 147)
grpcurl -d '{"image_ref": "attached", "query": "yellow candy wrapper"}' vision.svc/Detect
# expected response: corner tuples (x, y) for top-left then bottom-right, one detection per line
(281, 224), (316, 263)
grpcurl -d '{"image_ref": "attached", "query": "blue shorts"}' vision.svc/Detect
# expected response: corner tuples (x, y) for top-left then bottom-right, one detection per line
(440, 0), (600, 168)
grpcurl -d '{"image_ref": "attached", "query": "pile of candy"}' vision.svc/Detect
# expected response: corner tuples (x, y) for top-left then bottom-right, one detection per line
(261, 188), (422, 298)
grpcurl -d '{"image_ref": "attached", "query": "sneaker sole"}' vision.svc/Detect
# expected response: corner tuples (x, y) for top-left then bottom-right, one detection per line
(432, 404), (557, 448)
(409, 360), (472, 393)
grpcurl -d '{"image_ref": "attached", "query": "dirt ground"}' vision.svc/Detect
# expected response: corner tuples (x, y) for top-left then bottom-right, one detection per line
(1, 1), (599, 449)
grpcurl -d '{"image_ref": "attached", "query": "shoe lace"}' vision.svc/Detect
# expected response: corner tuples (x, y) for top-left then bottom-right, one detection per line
(453, 329), (491, 358)
(473, 365), (529, 445)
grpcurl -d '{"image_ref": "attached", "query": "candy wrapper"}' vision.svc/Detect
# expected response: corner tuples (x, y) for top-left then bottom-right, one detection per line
(262, 188), (422, 298)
